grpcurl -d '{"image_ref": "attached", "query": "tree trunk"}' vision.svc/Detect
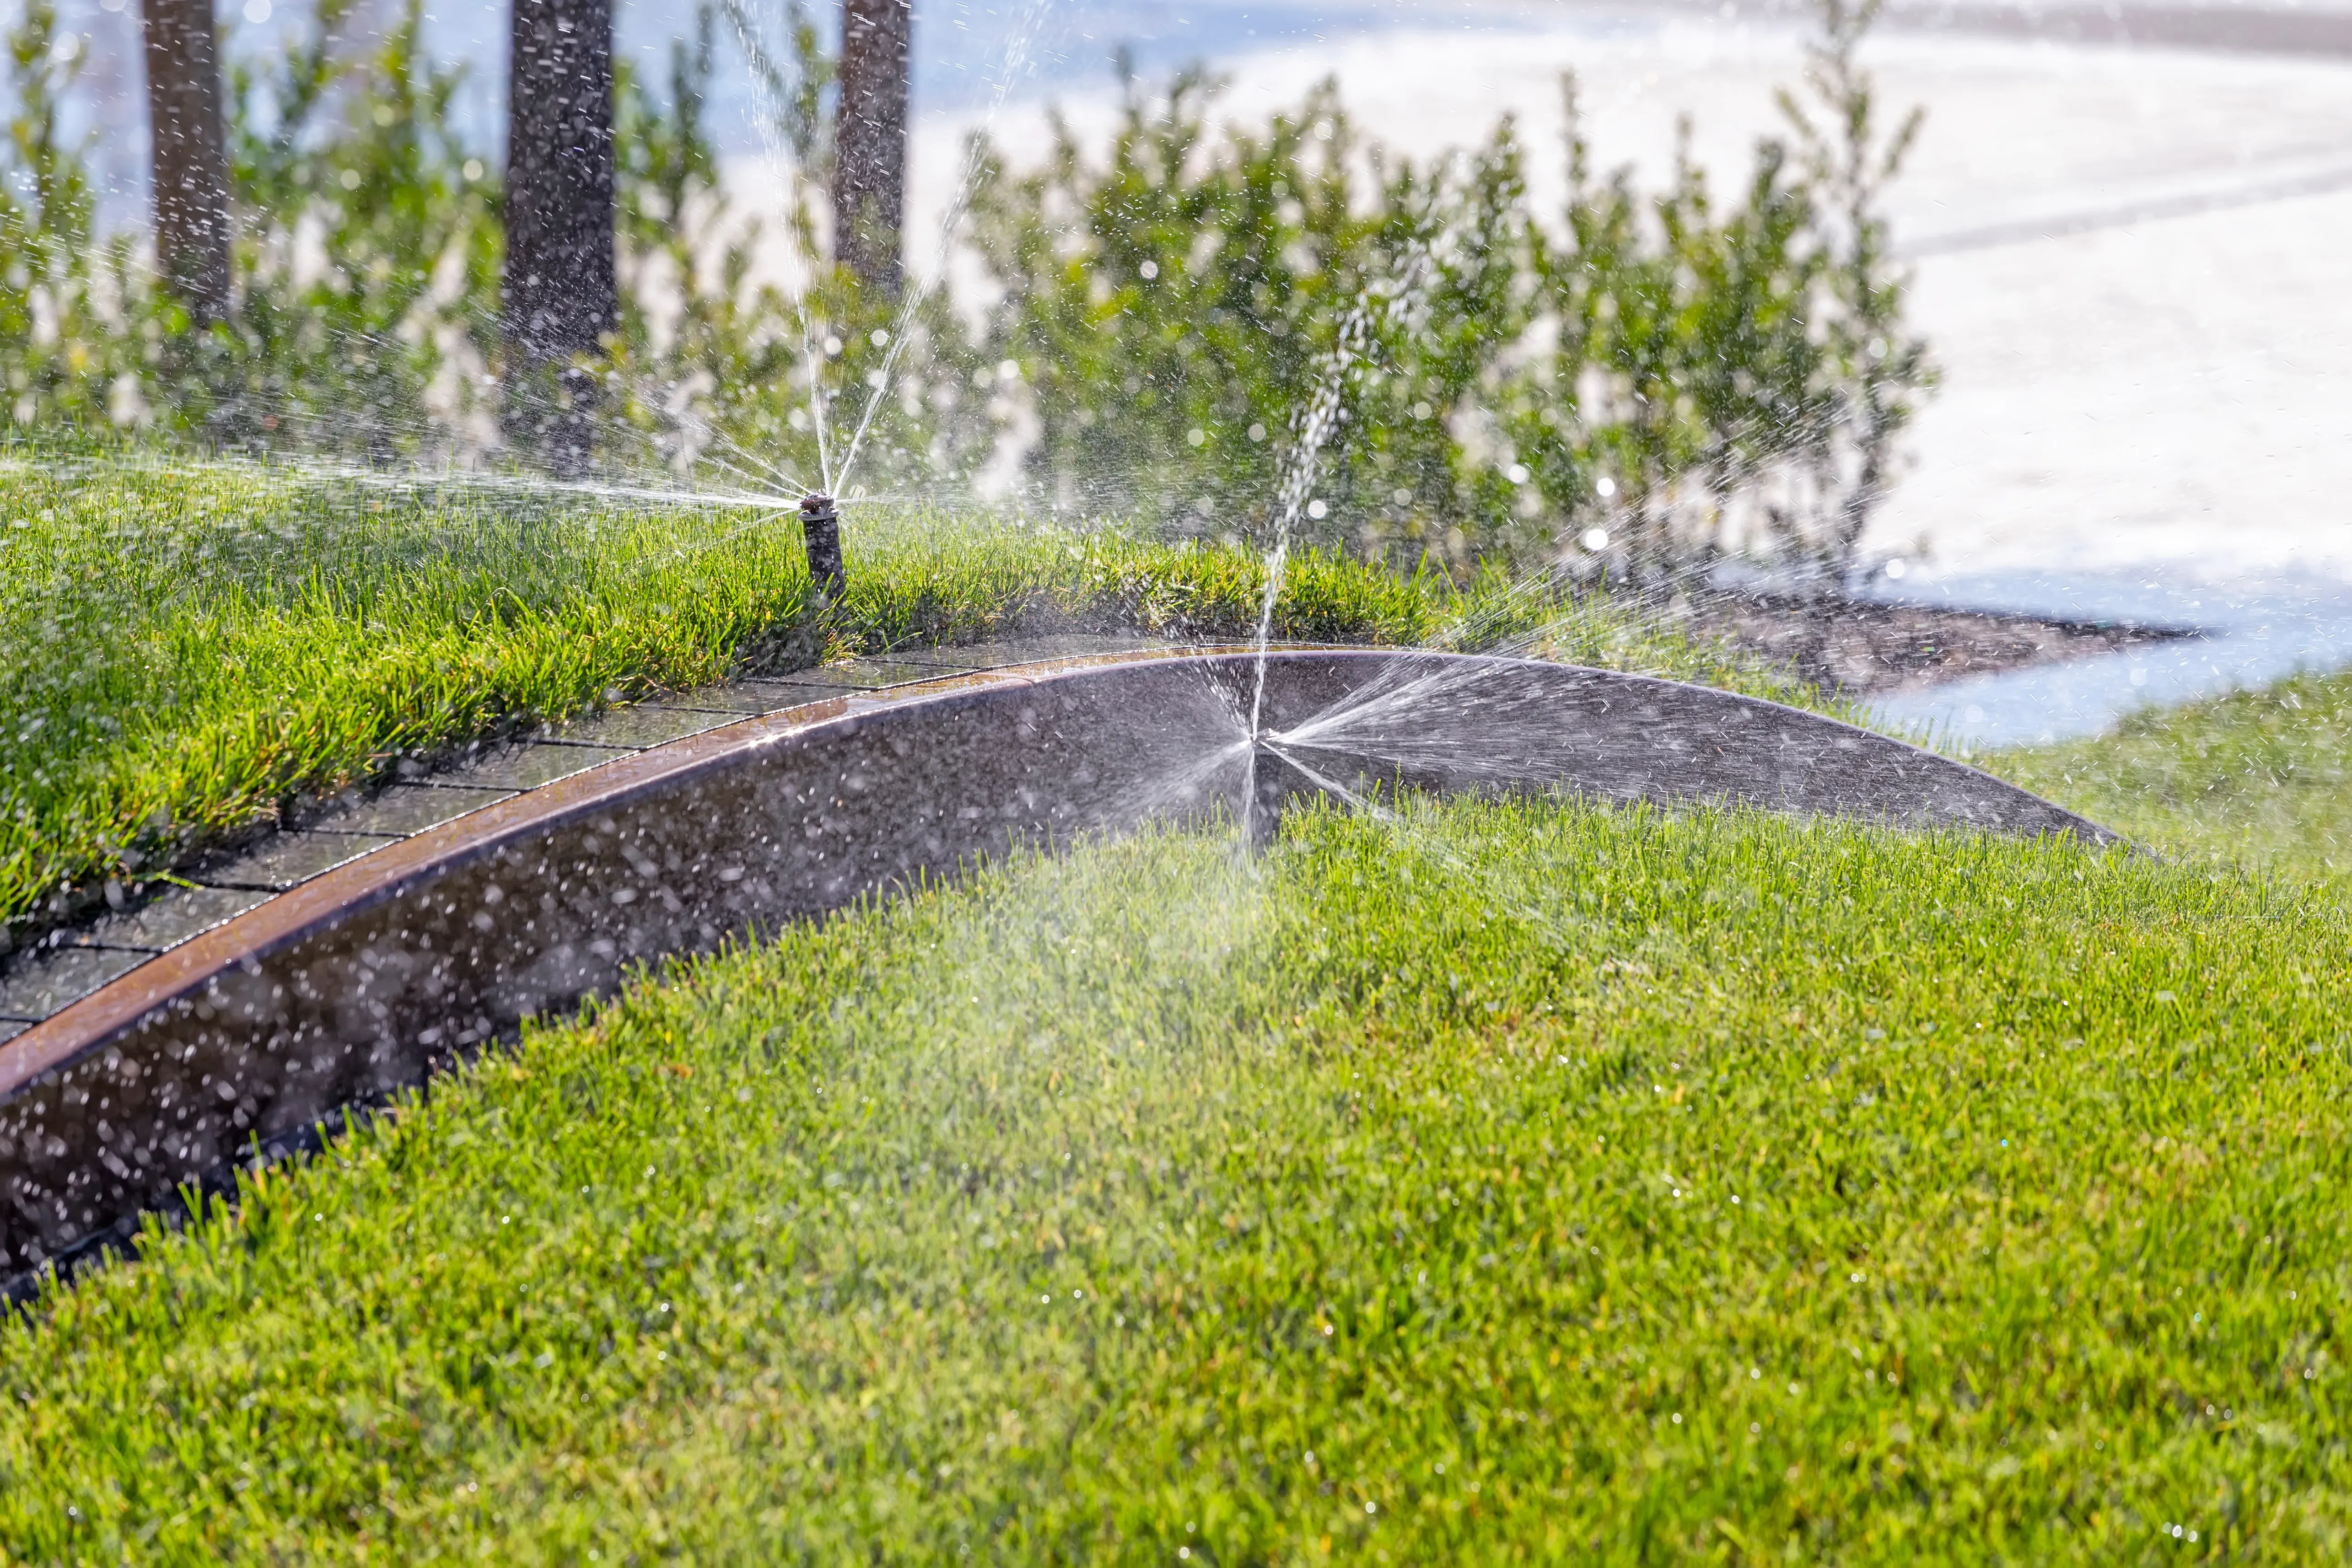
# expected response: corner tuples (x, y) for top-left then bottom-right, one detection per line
(139, 0), (230, 327)
(833, 0), (909, 296)
(503, 0), (617, 477)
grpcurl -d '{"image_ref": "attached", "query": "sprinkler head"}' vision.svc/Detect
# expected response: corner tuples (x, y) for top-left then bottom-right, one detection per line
(799, 493), (846, 607)
(1241, 738), (1322, 854)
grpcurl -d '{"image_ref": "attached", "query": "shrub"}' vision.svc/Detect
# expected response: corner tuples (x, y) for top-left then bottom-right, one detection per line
(967, 3), (1931, 584)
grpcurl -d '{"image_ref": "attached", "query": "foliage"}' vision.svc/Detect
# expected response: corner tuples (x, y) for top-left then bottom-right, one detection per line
(0, 460), (1754, 941)
(0, 0), (156, 437)
(0, 0), (500, 454)
(215, 0), (499, 458)
(0, 0), (983, 482)
(969, 6), (1932, 583)
(967, 70), (1389, 532)
(601, 2), (989, 494)
(0, 802), (2342, 1557)
(964, 66), (1563, 560)
(1773, 0), (1934, 586)
(1512, 92), (1832, 586)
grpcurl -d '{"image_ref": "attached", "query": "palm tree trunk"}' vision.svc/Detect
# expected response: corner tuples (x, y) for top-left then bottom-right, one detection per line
(833, 0), (909, 296)
(503, 0), (617, 476)
(139, 0), (230, 327)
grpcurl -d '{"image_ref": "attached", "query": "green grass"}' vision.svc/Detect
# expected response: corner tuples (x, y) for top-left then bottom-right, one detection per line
(0, 457), (1770, 940)
(1991, 666), (2352, 891)
(4, 796), (2348, 1560)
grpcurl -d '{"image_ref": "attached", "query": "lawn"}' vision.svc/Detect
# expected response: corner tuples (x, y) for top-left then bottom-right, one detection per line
(0, 456), (1765, 942)
(11, 453), (2352, 1560)
(1, 795), (2345, 1561)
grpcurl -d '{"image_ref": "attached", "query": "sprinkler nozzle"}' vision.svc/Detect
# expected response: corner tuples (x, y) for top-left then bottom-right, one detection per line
(1242, 738), (1313, 854)
(799, 494), (846, 607)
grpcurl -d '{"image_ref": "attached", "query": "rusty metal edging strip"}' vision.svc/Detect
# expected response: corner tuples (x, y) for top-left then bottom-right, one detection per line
(0, 645), (1250, 1108)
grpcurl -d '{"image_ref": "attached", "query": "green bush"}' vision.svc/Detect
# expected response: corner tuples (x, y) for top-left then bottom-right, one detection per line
(968, 0), (1932, 581)
(0, 1), (165, 440)
(598, 2), (989, 495)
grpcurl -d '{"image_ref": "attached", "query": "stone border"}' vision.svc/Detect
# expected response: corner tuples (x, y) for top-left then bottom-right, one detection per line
(0, 649), (2109, 1277)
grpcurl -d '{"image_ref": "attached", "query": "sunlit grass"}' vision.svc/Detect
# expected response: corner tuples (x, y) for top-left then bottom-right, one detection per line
(1, 797), (2344, 1559)
(0, 457), (1768, 936)
(1992, 665), (2352, 892)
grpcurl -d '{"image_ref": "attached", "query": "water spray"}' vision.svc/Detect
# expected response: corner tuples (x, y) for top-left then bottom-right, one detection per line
(799, 493), (847, 607)
(1236, 235), (1437, 853)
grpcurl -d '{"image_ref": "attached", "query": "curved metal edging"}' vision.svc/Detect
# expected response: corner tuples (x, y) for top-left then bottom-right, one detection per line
(0, 650), (2109, 1274)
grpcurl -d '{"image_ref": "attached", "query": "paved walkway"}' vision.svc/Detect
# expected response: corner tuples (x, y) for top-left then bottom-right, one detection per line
(1861, 567), (2352, 749)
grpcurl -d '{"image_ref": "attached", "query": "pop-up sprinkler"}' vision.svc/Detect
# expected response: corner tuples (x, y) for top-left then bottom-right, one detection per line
(1242, 736), (1327, 853)
(799, 494), (847, 607)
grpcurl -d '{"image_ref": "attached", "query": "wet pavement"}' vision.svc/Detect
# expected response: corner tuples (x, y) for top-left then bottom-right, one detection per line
(1861, 567), (2352, 750)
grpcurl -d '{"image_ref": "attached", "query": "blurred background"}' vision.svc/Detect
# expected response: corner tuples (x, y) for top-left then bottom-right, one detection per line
(8, 0), (2352, 747)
